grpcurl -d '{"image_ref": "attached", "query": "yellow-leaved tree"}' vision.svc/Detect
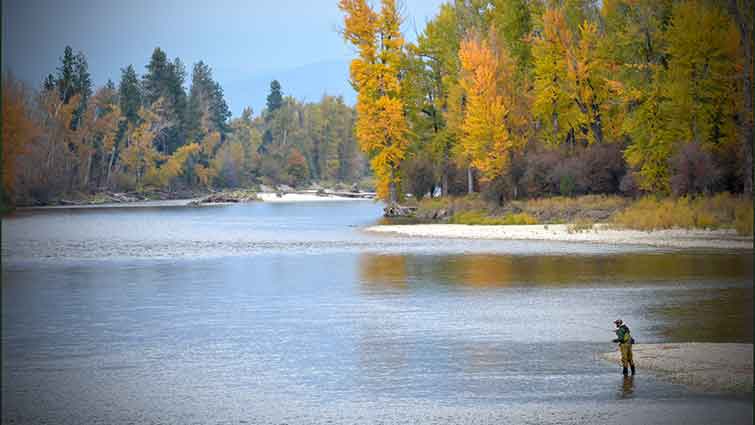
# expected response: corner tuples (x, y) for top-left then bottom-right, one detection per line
(458, 30), (526, 187)
(2, 76), (40, 203)
(340, 0), (408, 203)
(533, 7), (617, 146)
(120, 105), (165, 191)
(624, 0), (741, 193)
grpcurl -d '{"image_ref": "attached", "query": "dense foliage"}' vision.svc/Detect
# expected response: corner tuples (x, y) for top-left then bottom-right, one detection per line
(341, 0), (753, 203)
(2, 49), (365, 206)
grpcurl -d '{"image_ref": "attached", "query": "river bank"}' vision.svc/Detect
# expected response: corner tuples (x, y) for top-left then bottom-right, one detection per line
(10, 187), (376, 210)
(365, 223), (753, 249)
(602, 343), (753, 394)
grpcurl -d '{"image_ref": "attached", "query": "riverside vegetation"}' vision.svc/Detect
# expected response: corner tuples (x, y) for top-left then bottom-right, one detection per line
(337, 0), (753, 231)
(2, 49), (369, 208)
(3, 0), (753, 226)
(409, 193), (753, 236)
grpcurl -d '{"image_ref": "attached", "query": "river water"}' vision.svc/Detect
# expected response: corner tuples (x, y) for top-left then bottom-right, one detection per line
(2, 201), (752, 424)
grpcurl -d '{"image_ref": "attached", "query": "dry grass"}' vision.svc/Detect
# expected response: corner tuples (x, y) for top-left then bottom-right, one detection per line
(450, 210), (538, 225)
(567, 218), (595, 233)
(611, 193), (753, 236)
(415, 193), (753, 236)
(508, 195), (629, 223)
(416, 194), (490, 218)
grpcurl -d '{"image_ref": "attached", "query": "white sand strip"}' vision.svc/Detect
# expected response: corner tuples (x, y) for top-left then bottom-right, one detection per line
(602, 343), (753, 393)
(257, 192), (373, 202)
(365, 224), (753, 249)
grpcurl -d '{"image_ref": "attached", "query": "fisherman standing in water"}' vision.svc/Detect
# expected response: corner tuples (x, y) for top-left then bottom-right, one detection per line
(612, 319), (635, 376)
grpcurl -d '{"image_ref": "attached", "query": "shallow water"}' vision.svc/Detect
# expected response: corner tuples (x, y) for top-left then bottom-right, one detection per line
(2, 201), (752, 424)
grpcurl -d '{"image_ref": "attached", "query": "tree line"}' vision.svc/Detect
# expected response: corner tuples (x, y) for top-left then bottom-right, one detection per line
(2, 47), (365, 206)
(340, 0), (753, 203)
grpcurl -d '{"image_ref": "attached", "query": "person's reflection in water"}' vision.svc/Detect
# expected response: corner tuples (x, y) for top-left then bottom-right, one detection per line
(619, 376), (635, 399)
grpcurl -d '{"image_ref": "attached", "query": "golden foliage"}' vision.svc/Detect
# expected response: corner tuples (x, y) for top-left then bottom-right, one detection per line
(458, 30), (526, 182)
(340, 0), (408, 202)
(2, 78), (39, 200)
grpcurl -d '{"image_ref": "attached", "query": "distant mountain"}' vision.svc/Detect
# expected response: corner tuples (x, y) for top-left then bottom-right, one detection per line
(223, 59), (356, 117)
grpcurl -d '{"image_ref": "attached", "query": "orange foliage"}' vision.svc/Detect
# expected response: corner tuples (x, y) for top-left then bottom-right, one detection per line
(2, 78), (40, 200)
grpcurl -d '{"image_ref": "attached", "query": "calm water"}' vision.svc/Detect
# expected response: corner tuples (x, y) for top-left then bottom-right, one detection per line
(2, 201), (753, 424)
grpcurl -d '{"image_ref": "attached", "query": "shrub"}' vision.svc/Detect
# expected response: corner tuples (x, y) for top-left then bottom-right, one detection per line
(402, 154), (436, 201)
(735, 204), (754, 236)
(670, 142), (721, 196)
(611, 194), (753, 234)
(577, 142), (626, 194)
(619, 172), (640, 197)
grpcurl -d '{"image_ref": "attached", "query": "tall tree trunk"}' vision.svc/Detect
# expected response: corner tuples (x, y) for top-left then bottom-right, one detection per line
(442, 170), (449, 197)
(728, 0), (754, 194)
(467, 166), (474, 194)
(389, 181), (397, 204)
(388, 164), (399, 204)
(106, 146), (117, 188)
(83, 153), (92, 188)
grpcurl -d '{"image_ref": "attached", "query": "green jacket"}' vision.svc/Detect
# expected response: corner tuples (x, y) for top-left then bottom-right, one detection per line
(613, 324), (631, 344)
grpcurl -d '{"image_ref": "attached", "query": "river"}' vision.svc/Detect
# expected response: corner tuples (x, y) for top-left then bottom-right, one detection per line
(2, 200), (752, 424)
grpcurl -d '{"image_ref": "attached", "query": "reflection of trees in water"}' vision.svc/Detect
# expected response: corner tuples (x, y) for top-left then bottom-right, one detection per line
(358, 253), (752, 289)
(358, 254), (408, 289)
(648, 287), (753, 343)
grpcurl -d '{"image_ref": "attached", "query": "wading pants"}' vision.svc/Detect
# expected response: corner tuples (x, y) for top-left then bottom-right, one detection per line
(620, 343), (634, 368)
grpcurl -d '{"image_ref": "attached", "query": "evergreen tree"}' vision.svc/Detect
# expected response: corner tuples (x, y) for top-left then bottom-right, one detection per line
(119, 65), (142, 125)
(142, 48), (170, 106)
(56, 46), (76, 104)
(186, 61), (230, 143)
(266, 80), (283, 113)
(43, 74), (56, 92)
(142, 48), (189, 153)
(71, 52), (92, 130)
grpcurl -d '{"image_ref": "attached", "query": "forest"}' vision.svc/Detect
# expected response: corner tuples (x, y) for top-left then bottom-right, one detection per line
(339, 0), (753, 205)
(2, 0), (753, 210)
(2, 47), (365, 206)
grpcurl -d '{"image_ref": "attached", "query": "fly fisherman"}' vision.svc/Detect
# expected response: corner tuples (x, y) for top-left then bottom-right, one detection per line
(612, 319), (635, 376)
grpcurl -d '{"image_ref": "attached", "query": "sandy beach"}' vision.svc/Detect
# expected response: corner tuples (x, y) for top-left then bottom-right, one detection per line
(602, 343), (753, 393)
(256, 192), (374, 202)
(365, 223), (753, 249)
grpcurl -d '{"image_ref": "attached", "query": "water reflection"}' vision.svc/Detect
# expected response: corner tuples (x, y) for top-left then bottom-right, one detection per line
(648, 287), (753, 343)
(619, 376), (635, 399)
(359, 255), (409, 289)
(358, 253), (753, 344)
(359, 253), (753, 289)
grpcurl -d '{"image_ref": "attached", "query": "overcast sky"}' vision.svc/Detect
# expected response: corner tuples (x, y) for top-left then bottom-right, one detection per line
(2, 0), (446, 115)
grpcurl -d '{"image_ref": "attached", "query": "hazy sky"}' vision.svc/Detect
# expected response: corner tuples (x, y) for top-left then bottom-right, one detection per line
(2, 0), (447, 115)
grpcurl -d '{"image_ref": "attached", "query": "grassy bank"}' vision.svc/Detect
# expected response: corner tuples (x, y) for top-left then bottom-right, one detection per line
(413, 193), (753, 236)
(613, 195), (753, 236)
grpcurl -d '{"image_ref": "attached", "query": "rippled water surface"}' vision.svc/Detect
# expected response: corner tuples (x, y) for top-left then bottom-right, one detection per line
(2, 201), (753, 424)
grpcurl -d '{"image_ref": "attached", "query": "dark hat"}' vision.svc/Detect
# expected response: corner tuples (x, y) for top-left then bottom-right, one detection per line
(614, 319), (623, 325)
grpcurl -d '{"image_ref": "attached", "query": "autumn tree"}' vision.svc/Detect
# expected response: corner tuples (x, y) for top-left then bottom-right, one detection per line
(458, 30), (526, 189)
(120, 103), (167, 191)
(2, 76), (39, 205)
(340, 0), (409, 203)
(413, 3), (463, 196)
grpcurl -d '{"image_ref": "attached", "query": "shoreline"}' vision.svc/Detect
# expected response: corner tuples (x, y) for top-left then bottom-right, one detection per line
(365, 223), (753, 250)
(601, 343), (753, 394)
(15, 191), (375, 210)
